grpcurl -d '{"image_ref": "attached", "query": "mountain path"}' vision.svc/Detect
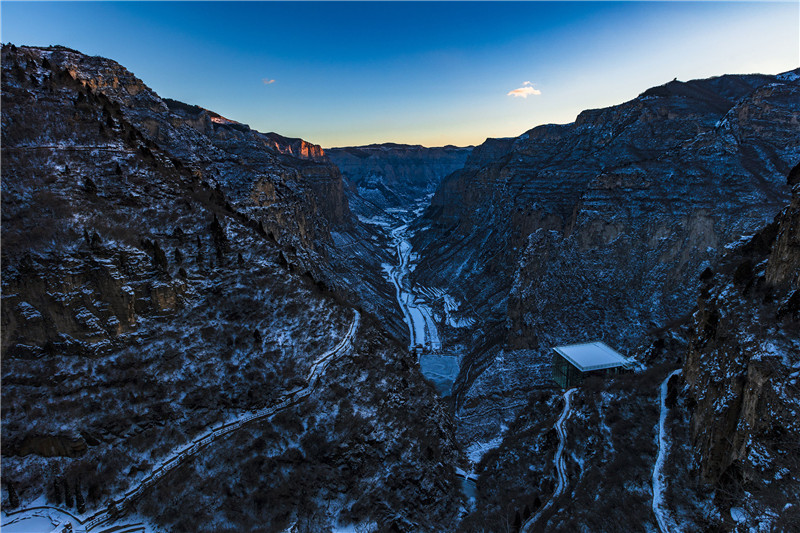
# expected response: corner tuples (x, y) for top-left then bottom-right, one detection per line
(653, 369), (682, 533)
(522, 388), (575, 532)
(2, 311), (361, 533)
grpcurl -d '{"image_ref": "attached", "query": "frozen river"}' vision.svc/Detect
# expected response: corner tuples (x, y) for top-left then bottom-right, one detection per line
(377, 200), (461, 396)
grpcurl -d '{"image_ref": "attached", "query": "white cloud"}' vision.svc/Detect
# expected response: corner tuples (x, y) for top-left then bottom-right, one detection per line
(507, 82), (541, 98)
(262, 78), (276, 85)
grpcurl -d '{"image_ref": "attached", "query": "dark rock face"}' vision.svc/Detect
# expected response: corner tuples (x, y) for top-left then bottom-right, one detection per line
(13, 435), (88, 458)
(327, 143), (472, 214)
(8, 44), (401, 340)
(683, 171), (800, 524)
(766, 164), (800, 287)
(160, 96), (342, 227)
(410, 71), (800, 444)
(458, 168), (800, 533)
(1, 44), (460, 531)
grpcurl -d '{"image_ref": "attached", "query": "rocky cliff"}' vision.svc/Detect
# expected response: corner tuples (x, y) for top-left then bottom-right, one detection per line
(48, 44), (404, 336)
(409, 70), (800, 450)
(458, 164), (800, 533)
(682, 163), (800, 528)
(327, 143), (472, 215)
(1, 44), (460, 531)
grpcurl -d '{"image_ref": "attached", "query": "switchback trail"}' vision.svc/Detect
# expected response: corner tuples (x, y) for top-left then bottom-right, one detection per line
(522, 388), (576, 533)
(2, 311), (361, 533)
(652, 369), (682, 533)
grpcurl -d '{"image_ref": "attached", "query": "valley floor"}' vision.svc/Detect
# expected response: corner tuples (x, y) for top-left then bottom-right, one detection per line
(363, 196), (471, 397)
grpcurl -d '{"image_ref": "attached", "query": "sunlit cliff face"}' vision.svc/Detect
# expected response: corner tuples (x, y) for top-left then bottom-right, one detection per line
(210, 115), (240, 125)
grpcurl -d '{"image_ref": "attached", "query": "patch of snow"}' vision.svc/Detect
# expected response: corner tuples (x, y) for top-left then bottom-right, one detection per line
(724, 233), (754, 251)
(776, 71), (799, 82)
(730, 507), (747, 524)
(16, 301), (43, 320)
(466, 435), (505, 464)
(1, 516), (59, 533)
(522, 388), (575, 532)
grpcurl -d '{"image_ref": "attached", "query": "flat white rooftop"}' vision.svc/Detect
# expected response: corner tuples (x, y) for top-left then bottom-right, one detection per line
(553, 341), (630, 372)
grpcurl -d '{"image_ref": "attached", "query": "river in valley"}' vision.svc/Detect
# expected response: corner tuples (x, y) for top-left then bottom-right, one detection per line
(362, 196), (466, 396)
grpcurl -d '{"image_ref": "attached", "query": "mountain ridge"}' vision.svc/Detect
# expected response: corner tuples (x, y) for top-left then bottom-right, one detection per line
(405, 67), (799, 468)
(2, 41), (799, 532)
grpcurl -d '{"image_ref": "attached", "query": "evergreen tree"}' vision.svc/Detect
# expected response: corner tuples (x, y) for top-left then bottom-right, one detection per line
(84, 177), (97, 196)
(513, 510), (521, 531)
(195, 235), (204, 264)
(62, 477), (73, 508)
(106, 500), (119, 518)
(6, 482), (19, 509)
(52, 478), (62, 505)
(87, 482), (99, 506)
(210, 214), (228, 261)
(13, 61), (26, 81)
(152, 240), (168, 272)
(75, 478), (85, 514)
(90, 231), (102, 250)
(277, 252), (288, 268)
(174, 248), (183, 265)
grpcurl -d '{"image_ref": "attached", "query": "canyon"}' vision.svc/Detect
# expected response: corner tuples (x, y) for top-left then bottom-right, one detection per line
(2, 43), (799, 533)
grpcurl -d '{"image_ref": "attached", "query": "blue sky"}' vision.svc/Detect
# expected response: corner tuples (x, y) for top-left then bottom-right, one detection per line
(2, 2), (798, 147)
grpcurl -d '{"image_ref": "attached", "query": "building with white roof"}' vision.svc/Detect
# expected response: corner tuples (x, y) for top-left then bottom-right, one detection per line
(551, 341), (632, 388)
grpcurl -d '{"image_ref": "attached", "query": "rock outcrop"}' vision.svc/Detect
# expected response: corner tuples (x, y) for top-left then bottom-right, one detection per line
(682, 165), (800, 527)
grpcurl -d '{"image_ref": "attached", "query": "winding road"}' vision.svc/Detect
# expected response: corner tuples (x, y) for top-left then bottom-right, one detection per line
(2, 310), (361, 533)
(652, 369), (682, 533)
(522, 388), (575, 533)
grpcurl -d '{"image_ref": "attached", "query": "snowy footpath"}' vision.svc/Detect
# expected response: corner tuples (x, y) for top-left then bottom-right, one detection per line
(522, 388), (575, 532)
(1, 311), (361, 533)
(652, 369), (682, 533)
